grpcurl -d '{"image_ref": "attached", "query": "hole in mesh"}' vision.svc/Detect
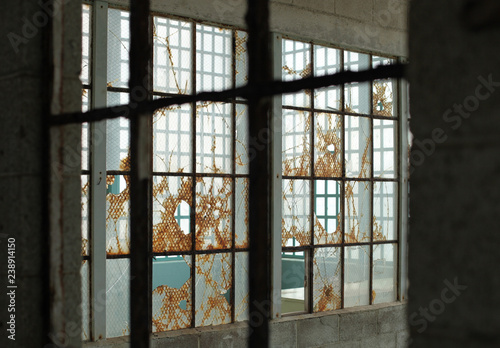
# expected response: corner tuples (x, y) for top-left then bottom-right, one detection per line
(327, 144), (336, 154)
(177, 200), (190, 235)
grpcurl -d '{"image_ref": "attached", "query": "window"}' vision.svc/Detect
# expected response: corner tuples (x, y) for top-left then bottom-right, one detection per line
(80, 3), (408, 342)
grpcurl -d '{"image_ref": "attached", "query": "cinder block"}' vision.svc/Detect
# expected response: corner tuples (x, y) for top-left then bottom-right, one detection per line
(339, 309), (377, 341)
(270, 319), (297, 348)
(377, 305), (408, 334)
(199, 324), (249, 348)
(373, 0), (408, 29)
(335, 0), (373, 22)
(359, 332), (397, 348)
(396, 329), (410, 348)
(152, 332), (199, 348)
(296, 315), (340, 347)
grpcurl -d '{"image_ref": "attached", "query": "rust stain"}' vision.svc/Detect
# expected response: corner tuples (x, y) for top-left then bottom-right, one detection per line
(152, 274), (192, 331)
(106, 156), (131, 255)
(313, 254), (341, 312)
(373, 81), (393, 117)
(81, 179), (89, 256)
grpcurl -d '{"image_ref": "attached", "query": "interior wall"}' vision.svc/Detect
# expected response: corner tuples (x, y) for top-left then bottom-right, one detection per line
(108, 0), (408, 57)
(409, 0), (500, 346)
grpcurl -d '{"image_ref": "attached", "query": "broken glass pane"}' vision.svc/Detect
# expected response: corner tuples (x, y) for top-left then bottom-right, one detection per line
(106, 258), (130, 338)
(152, 255), (192, 331)
(372, 244), (397, 304)
(107, 9), (130, 88)
(153, 16), (192, 94)
(281, 252), (305, 314)
(153, 104), (192, 173)
(235, 103), (249, 175)
(81, 260), (89, 341)
(235, 178), (249, 248)
(345, 115), (371, 178)
(282, 179), (311, 247)
(195, 177), (232, 250)
(314, 180), (341, 245)
(314, 113), (342, 177)
(373, 119), (397, 179)
(81, 91), (90, 171)
(373, 181), (397, 241)
(196, 24), (232, 93)
(81, 4), (91, 86)
(344, 245), (370, 307)
(196, 102), (232, 174)
(235, 31), (248, 89)
(344, 51), (370, 115)
(81, 175), (89, 256)
(313, 247), (341, 312)
(282, 39), (311, 107)
(195, 253), (232, 326)
(282, 110), (311, 176)
(314, 45), (341, 111)
(344, 181), (371, 244)
(107, 92), (130, 171)
(235, 252), (249, 321)
(372, 56), (395, 117)
(106, 174), (130, 255)
(152, 176), (192, 253)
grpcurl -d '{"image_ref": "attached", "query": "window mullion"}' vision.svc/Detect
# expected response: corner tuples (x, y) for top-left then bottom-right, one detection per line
(271, 32), (283, 319)
(90, 0), (108, 341)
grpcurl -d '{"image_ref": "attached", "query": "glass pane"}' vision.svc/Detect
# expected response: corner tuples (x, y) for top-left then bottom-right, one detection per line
(196, 102), (232, 174)
(235, 178), (249, 248)
(372, 244), (397, 304)
(106, 175), (130, 255)
(235, 103), (249, 174)
(82, 90), (90, 171)
(282, 110), (311, 176)
(235, 252), (249, 321)
(153, 17), (192, 94)
(81, 4), (91, 85)
(153, 104), (192, 173)
(373, 181), (397, 241)
(195, 253), (232, 326)
(313, 247), (341, 312)
(345, 115), (371, 178)
(282, 180), (311, 247)
(196, 24), (232, 93)
(81, 260), (90, 341)
(195, 177), (232, 250)
(106, 258), (130, 338)
(107, 92), (130, 171)
(152, 176), (192, 253)
(314, 45), (341, 111)
(107, 9), (130, 88)
(314, 113), (342, 177)
(344, 51), (370, 115)
(345, 181), (371, 243)
(152, 255), (192, 331)
(235, 31), (248, 89)
(282, 39), (311, 107)
(374, 119), (397, 178)
(314, 180), (341, 244)
(372, 56), (395, 117)
(344, 245), (370, 307)
(281, 253), (305, 313)
(81, 175), (89, 256)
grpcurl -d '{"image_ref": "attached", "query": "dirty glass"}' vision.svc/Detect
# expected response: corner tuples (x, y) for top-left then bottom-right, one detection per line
(313, 247), (341, 312)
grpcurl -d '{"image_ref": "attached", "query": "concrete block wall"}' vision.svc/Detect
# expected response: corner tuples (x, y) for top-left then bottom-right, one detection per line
(83, 302), (408, 347)
(109, 0), (408, 57)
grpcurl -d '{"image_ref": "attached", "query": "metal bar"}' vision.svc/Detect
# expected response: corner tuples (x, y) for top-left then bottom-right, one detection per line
(369, 55), (374, 306)
(398, 61), (409, 301)
(90, 1), (108, 340)
(50, 64), (407, 125)
(340, 49), (346, 309)
(308, 43), (315, 314)
(190, 21), (197, 329)
(246, 0), (272, 346)
(231, 30), (237, 324)
(271, 33), (283, 320)
(129, 0), (152, 346)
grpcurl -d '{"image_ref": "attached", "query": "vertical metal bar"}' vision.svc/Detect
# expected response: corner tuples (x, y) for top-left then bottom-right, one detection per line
(398, 62), (409, 301)
(271, 33), (283, 320)
(129, 0), (152, 346)
(340, 49), (345, 309)
(190, 22), (197, 328)
(369, 55), (374, 305)
(308, 44), (315, 314)
(231, 31), (237, 324)
(90, 1), (108, 340)
(246, 0), (272, 346)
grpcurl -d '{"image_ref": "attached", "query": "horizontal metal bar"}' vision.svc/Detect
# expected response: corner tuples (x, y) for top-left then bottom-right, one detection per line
(282, 175), (399, 182)
(51, 64), (406, 125)
(282, 240), (398, 251)
(152, 248), (250, 257)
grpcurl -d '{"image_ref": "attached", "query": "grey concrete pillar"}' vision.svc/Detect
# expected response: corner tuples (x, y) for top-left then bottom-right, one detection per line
(409, 0), (500, 346)
(0, 0), (82, 346)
